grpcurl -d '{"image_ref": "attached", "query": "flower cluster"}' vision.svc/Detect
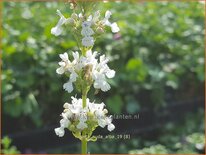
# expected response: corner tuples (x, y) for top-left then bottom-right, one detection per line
(55, 97), (115, 139)
(51, 9), (120, 47)
(53, 3), (119, 145)
(56, 50), (115, 93)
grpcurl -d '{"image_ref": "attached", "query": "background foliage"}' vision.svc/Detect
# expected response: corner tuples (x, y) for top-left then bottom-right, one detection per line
(2, 1), (205, 154)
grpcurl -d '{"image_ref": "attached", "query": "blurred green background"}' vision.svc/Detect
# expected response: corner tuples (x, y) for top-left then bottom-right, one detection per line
(1, 1), (205, 154)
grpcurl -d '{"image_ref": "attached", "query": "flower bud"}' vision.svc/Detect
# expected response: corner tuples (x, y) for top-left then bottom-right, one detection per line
(69, 124), (75, 131)
(63, 102), (69, 109)
(103, 109), (108, 114)
(71, 13), (78, 20)
(84, 65), (93, 84)
(96, 27), (104, 34)
(67, 18), (75, 25)
(63, 109), (68, 113)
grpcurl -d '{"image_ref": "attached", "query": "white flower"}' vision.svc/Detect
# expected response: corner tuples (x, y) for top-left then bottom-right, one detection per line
(51, 10), (67, 36)
(81, 21), (93, 37)
(56, 52), (70, 74)
(93, 77), (111, 92)
(82, 21), (92, 28)
(90, 52), (115, 92)
(102, 10), (120, 33)
(62, 70), (78, 93)
(82, 37), (94, 47)
(55, 127), (65, 137)
(87, 11), (100, 24)
(110, 22), (120, 33)
(57, 52), (81, 93)
(105, 116), (115, 131)
(81, 27), (94, 36)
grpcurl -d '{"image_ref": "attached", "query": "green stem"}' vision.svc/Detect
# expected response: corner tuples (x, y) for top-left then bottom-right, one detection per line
(81, 139), (87, 154)
(82, 93), (87, 108)
(81, 93), (87, 154)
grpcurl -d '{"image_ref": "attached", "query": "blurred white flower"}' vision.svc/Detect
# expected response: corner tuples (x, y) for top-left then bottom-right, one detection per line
(54, 127), (65, 137)
(82, 36), (94, 47)
(110, 22), (120, 33)
(51, 10), (67, 36)
(22, 8), (33, 19)
(102, 10), (120, 33)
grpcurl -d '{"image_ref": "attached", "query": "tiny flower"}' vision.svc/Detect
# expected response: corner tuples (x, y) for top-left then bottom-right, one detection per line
(71, 13), (78, 20)
(56, 52), (70, 74)
(82, 21), (92, 28)
(102, 10), (120, 33)
(105, 116), (115, 131)
(110, 22), (120, 33)
(51, 10), (67, 36)
(81, 27), (94, 36)
(82, 37), (94, 47)
(55, 127), (65, 137)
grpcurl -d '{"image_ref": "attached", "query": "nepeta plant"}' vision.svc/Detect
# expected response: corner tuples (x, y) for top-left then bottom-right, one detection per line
(52, 1), (119, 154)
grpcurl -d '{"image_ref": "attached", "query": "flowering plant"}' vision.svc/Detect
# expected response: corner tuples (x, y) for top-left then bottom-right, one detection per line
(52, 1), (119, 154)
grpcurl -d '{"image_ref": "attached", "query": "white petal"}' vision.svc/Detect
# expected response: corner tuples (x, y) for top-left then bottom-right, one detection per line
(87, 15), (93, 21)
(105, 10), (112, 19)
(60, 118), (70, 128)
(70, 71), (78, 82)
(54, 127), (65, 137)
(63, 81), (73, 93)
(108, 123), (115, 131)
(81, 27), (94, 36)
(82, 21), (92, 27)
(98, 119), (107, 128)
(58, 61), (66, 66)
(59, 52), (68, 61)
(63, 102), (70, 109)
(72, 51), (79, 61)
(106, 69), (115, 78)
(56, 67), (65, 74)
(100, 81), (111, 92)
(94, 81), (101, 89)
(82, 37), (94, 47)
(51, 26), (62, 36)
(110, 22), (120, 33)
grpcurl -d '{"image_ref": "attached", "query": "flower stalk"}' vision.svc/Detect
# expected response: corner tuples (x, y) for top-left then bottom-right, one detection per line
(81, 138), (87, 154)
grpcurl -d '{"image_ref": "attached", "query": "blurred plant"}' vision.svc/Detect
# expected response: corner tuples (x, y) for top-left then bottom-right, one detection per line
(129, 144), (168, 154)
(1, 136), (20, 154)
